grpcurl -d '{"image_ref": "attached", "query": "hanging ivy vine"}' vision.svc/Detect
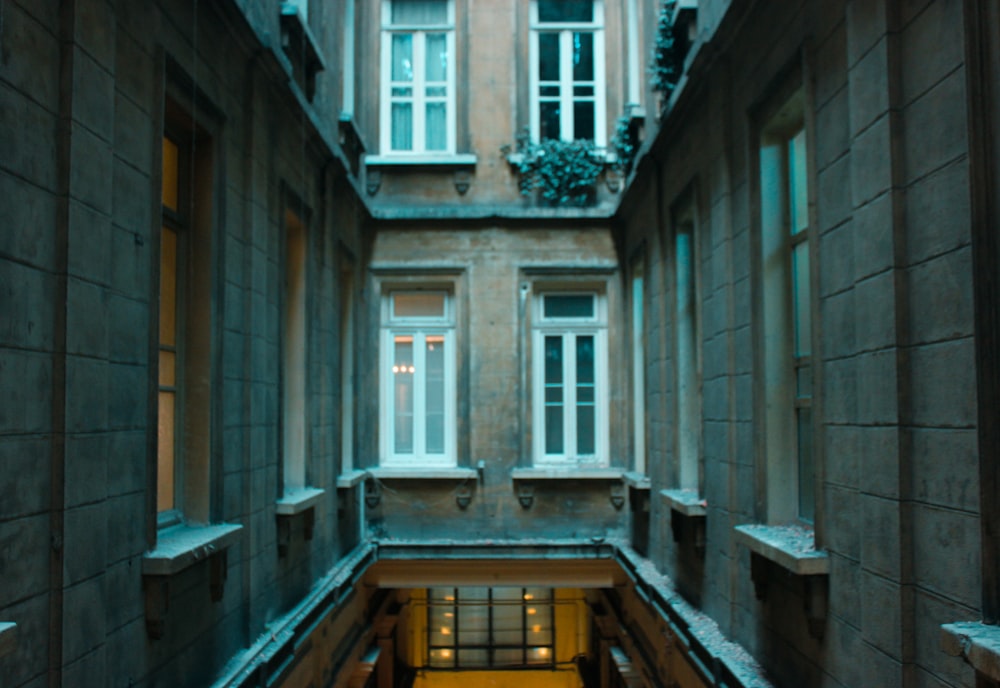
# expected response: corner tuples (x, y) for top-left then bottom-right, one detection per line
(650, 1), (684, 98)
(503, 129), (604, 207)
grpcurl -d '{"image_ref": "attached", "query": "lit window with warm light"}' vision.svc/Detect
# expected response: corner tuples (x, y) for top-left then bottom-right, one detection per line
(380, 290), (456, 466)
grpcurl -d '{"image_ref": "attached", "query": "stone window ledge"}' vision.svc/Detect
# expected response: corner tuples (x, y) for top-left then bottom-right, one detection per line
(734, 524), (829, 576)
(365, 154), (478, 168)
(660, 488), (707, 517)
(143, 523), (243, 577)
(0, 622), (16, 658)
(369, 466), (478, 480)
(275, 487), (325, 516)
(623, 472), (651, 490)
(735, 523), (829, 639)
(142, 523), (242, 639)
(942, 621), (1000, 680)
(337, 469), (370, 489)
(511, 467), (623, 481)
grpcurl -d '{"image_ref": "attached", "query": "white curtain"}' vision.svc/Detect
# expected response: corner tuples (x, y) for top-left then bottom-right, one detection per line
(392, 0), (447, 25)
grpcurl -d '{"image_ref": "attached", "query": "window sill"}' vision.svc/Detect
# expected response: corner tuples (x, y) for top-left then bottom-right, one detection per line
(365, 153), (478, 168)
(942, 621), (1000, 680)
(336, 469), (370, 489)
(623, 472), (651, 490)
(511, 467), (623, 481)
(734, 523), (829, 638)
(369, 466), (478, 480)
(275, 487), (325, 516)
(733, 523), (829, 576)
(660, 488), (707, 517)
(143, 523), (243, 577)
(142, 523), (242, 639)
(0, 622), (16, 659)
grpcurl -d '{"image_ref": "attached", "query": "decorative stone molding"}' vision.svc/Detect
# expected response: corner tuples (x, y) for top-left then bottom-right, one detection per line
(661, 488), (707, 556)
(942, 621), (1000, 681)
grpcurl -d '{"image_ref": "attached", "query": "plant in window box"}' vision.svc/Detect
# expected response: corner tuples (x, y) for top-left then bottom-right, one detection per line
(503, 129), (604, 207)
(650, 1), (683, 108)
(611, 112), (640, 179)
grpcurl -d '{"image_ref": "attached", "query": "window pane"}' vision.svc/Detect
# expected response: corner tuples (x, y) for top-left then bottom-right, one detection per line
(538, 32), (560, 81)
(394, 291), (446, 318)
(157, 390), (175, 512)
(792, 241), (811, 357)
(538, 0), (593, 22)
(789, 128), (809, 235)
(392, 0), (448, 25)
(572, 100), (594, 141)
(572, 32), (594, 81)
(577, 335), (595, 455)
(540, 101), (561, 140)
(425, 33), (448, 81)
(540, 85), (560, 97)
(160, 227), (178, 347)
(544, 293), (594, 318)
(159, 350), (176, 388)
(458, 649), (489, 668)
(573, 85), (595, 96)
(391, 103), (413, 150)
(391, 34), (414, 81)
(162, 137), (179, 211)
(393, 336), (414, 453)
(429, 648), (454, 668)
(797, 406), (814, 521)
(527, 647), (553, 665)
(426, 102), (447, 151)
(493, 648), (525, 667)
(425, 335), (445, 453)
(544, 336), (564, 455)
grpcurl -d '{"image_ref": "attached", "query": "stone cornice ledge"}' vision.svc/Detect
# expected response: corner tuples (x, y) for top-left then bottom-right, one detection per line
(511, 467), (624, 480)
(733, 524), (829, 576)
(143, 523), (243, 576)
(0, 622), (16, 658)
(942, 621), (1000, 679)
(369, 466), (477, 480)
(275, 487), (326, 516)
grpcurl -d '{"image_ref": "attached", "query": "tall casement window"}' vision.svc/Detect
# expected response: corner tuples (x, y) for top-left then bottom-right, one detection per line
(427, 588), (555, 669)
(630, 258), (646, 475)
(673, 195), (701, 491)
(533, 292), (608, 466)
(157, 115), (213, 526)
(529, 0), (606, 144)
(282, 210), (308, 491)
(759, 91), (815, 524)
(380, 290), (456, 466)
(380, 0), (455, 154)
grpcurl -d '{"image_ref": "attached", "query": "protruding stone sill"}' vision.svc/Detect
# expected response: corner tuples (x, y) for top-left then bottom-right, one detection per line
(369, 467), (478, 480)
(143, 523), (243, 576)
(365, 154), (477, 168)
(733, 524), (829, 576)
(511, 467), (623, 480)
(942, 621), (1000, 680)
(661, 488), (707, 517)
(275, 487), (325, 516)
(0, 622), (16, 658)
(337, 469), (370, 488)
(623, 472), (651, 489)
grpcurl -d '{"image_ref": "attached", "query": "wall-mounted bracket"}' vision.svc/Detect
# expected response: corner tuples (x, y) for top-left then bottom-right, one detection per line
(454, 169), (472, 195)
(456, 484), (472, 509)
(365, 480), (381, 509)
(609, 482), (626, 510)
(366, 169), (381, 196)
(517, 483), (535, 509)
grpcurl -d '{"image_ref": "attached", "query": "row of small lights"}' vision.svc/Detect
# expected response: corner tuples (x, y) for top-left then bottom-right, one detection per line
(392, 365), (416, 374)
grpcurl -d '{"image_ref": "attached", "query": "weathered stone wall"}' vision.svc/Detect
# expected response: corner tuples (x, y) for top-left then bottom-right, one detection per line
(620, 0), (981, 686)
(0, 1), (365, 686)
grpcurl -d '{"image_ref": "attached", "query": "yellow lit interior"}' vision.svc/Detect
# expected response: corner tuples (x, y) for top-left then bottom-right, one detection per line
(162, 136), (179, 211)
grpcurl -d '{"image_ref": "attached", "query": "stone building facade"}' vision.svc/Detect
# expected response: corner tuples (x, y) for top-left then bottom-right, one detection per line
(1, 0), (998, 687)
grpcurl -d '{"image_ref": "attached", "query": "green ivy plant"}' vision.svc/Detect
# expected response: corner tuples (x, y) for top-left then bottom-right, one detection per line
(650, 1), (683, 98)
(611, 113), (638, 177)
(503, 129), (604, 207)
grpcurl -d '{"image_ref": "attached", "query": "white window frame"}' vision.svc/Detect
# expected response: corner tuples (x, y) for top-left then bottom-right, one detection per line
(528, 0), (607, 145)
(379, 289), (457, 467)
(282, 209), (308, 492)
(380, 0), (456, 154)
(532, 292), (609, 467)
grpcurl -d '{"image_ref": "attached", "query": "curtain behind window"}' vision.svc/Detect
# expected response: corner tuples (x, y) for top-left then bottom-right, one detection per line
(392, 0), (448, 25)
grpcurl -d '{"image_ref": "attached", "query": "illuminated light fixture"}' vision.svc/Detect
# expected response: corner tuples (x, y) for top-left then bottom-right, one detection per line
(524, 593), (534, 600)
(532, 624), (542, 633)
(392, 365), (399, 373)
(441, 649), (452, 658)
(441, 627), (451, 635)
(527, 608), (537, 615)
(444, 612), (454, 617)
(408, 365), (415, 373)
